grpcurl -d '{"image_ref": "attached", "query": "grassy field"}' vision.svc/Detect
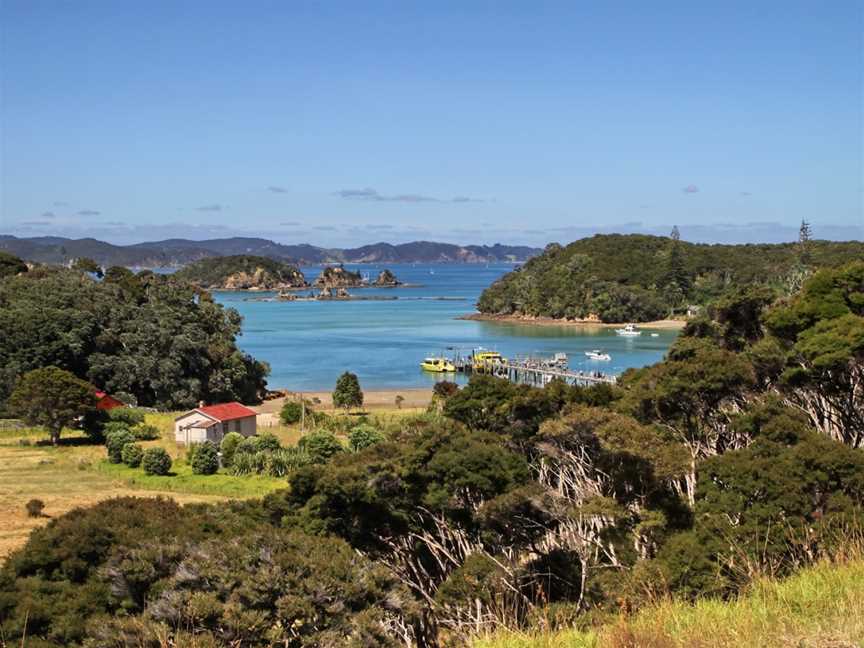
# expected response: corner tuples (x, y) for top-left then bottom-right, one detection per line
(0, 404), (426, 559)
(0, 440), (227, 558)
(472, 559), (864, 648)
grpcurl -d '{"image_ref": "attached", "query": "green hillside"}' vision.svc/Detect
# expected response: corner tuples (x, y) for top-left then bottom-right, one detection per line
(173, 254), (308, 289)
(477, 233), (864, 323)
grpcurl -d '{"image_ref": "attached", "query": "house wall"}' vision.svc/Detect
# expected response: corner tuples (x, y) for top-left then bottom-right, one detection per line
(174, 412), (256, 445)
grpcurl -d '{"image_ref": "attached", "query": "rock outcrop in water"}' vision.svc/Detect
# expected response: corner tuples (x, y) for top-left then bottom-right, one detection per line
(313, 265), (365, 288)
(372, 269), (401, 286)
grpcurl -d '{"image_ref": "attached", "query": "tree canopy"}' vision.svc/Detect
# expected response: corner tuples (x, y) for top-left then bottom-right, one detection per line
(477, 233), (864, 323)
(0, 266), (269, 412)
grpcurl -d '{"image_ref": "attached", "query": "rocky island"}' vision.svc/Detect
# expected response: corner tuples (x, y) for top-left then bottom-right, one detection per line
(312, 265), (365, 288)
(310, 265), (403, 289)
(372, 269), (402, 286)
(172, 255), (309, 290)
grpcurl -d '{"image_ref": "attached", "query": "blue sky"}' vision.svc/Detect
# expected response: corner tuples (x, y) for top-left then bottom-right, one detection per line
(1, 1), (861, 246)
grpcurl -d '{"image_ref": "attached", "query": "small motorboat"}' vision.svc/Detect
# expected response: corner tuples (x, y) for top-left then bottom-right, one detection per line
(650, 333), (660, 337)
(615, 324), (641, 336)
(420, 357), (456, 372)
(585, 350), (611, 361)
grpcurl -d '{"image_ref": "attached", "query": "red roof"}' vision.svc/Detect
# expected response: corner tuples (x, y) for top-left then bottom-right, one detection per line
(94, 390), (125, 410)
(196, 402), (257, 422)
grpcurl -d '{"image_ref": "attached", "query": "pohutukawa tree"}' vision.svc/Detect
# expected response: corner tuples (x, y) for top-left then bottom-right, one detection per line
(8, 366), (96, 445)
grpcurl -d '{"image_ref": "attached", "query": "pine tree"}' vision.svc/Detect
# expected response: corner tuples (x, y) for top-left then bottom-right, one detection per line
(664, 226), (690, 300)
(798, 220), (813, 266)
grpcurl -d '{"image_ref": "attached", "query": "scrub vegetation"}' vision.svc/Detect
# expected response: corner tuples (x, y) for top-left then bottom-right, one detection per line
(1, 253), (862, 646)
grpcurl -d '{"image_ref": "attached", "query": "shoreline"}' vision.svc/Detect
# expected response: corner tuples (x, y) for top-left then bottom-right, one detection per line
(253, 387), (435, 414)
(458, 312), (687, 330)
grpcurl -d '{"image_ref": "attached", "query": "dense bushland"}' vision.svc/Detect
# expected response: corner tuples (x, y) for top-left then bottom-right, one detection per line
(477, 232), (864, 322)
(0, 262), (269, 412)
(1, 261), (862, 647)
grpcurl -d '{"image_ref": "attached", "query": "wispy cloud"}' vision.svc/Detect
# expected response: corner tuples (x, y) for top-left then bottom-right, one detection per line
(365, 224), (394, 230)
(20, 220), (52, 226)
(77, 209), (101, 216)
(195, 204), (223, 212)
(102, 221), (126, 227)
(335, 187), (482, 203)
(682, 185), (699, 194)
(53, 201), (69, 207)
(41, 211), (56, 219)
(314, 225), (336, 231)
(740, 191), (752, 196)
(280, 221), (301, 227)
(267, 186), (288, 193)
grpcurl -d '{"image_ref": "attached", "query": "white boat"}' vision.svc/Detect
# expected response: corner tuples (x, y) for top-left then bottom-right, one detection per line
(585, 350), (611, 361)
(650, 333), (660, 337)
(615, 324), (641, 336)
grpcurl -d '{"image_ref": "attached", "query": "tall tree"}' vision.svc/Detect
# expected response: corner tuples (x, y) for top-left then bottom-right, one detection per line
(332, 371), (363, 410)
(664, 226), (690, 300)
(798, 220), (813, 265)
(8, 366), (95, 444)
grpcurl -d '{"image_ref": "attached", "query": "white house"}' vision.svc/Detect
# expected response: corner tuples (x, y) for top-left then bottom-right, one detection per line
(174, 402), (257, 445)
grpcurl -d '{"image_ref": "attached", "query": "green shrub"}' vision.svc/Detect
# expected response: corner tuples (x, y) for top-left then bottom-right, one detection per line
(132, 424), (160, 440)
(299, 431), (344, 464)
(121, 443), (144, 468)
(220, 432), (244, 467)
(266, 447), (312, 477)
(142, 447), (172, 475)
(348, 424), (384, 452)
(229, 451), (268, 476)
(236, 433), (281, 455)
(256, 433), (282, 452)
(108, 407), (146, 427)
(103, 421), (133, 437)
(25, 498), (45, 518)
(280, 400), (305, 424)
(105, 429), (136, 463)
(191, 441), (220, 475)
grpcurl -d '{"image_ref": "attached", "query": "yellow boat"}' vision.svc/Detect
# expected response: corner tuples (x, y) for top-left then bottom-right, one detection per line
(472, 350), (506, 373)
(420, 357), (456, 372)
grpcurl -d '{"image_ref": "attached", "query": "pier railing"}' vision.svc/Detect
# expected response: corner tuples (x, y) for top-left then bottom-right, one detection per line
(451, 357), (616, 387)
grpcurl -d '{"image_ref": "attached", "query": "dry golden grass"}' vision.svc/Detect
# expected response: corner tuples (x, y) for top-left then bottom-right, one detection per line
(0, 441), (224, 559)
(473, 559), (864, 648)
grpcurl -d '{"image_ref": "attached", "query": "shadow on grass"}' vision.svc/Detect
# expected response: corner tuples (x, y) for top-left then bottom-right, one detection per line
(35, 436), (102, 447)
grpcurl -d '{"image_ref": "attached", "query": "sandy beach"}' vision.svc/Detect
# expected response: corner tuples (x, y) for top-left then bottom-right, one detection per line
(458, 312), (687, 330)
(253, 387), (434, 416)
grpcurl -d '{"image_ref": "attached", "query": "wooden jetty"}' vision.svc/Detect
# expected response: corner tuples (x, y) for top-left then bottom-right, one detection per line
(451, 355), (617, 387)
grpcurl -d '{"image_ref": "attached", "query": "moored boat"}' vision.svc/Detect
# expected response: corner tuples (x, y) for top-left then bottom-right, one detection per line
(585, 350), (611, 361)
(615, 324), (641, 336)
(420, 357), (456, 372)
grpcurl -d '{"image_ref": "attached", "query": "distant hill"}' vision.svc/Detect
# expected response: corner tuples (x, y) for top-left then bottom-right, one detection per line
(172, 255), (308, 290)
(476, 234), (864, 323)
(0, 235), (540, 267)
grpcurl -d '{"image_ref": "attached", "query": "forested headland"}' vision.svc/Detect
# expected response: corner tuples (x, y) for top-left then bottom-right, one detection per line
(0, 259), (269, 412)
(476, 230), (864, 323)
(1, 258), (862, 646)
(172, 254), (309, 290)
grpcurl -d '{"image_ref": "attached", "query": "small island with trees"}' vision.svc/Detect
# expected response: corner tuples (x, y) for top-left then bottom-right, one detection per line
(173, 254), (309, 290)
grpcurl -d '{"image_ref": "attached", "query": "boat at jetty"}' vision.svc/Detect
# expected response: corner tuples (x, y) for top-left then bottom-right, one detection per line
(585, 350), (611, 361)
(615, 324), (641, 336)
(472, 350), (507, 373)
(420, 357), (456, 372)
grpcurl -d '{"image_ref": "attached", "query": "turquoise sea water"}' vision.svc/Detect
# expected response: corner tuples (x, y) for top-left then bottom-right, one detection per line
(214, 263), (678, 391)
